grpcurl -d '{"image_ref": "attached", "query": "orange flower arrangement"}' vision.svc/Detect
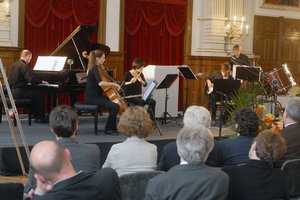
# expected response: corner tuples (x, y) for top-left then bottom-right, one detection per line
(255, 105), (280, 132)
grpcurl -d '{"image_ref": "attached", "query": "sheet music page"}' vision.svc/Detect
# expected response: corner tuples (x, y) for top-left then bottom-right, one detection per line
(34, 56), (67, 71)
(142, 81), (157, 101)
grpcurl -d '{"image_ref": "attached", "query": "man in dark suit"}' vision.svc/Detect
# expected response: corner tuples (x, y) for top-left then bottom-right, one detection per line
(207, 63), (234, 125)
(146, 126), (229, 200)
(25, 105), (100, 196)
(281, 99), (300, 161)
(229, 44), (250, 67)
(30, 140), (121, 200)
(157, 106), (211, 171)
(8, 50), (48, 122)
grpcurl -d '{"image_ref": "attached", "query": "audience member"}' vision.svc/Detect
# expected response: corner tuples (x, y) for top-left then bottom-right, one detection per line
(222, 130), (288, 200)
(26, 105), (100, 194)
(281, 99), (300, 162)
(157, 106), (211, 171)
(30, 141), (121, 200)
(102, 106), (157, 176)
(145, 126), (229, 200)
(206, 108), (259, 167)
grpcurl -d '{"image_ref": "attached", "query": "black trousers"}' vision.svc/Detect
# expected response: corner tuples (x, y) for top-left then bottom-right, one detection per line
(126, 97), (156, 119)
(86, 96), (119, 131)
(209, 92), (230, 122)
(11, 88), (45, 119)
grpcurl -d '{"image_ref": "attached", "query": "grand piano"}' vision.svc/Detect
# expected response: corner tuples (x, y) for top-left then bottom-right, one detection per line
(31, 25), (110, 109)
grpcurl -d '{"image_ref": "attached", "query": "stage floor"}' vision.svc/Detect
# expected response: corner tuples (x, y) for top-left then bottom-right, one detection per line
(0, 114), (233, 148)
(0, 114), (233, 175)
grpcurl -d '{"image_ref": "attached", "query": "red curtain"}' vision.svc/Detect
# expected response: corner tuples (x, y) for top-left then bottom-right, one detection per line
(25, 0), (99, 65)
(25, 0), (100, 104)
(124, 0), (186, 70)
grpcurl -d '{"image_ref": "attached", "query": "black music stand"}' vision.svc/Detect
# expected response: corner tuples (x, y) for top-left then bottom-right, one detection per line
(236, 66), (261, 82)
(178, 65), (197, 111)
(157, 74), (182, 127)
(214, 79), (240, 138)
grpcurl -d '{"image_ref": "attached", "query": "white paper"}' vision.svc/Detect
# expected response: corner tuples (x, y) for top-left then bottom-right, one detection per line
(34, 56), (67, 71)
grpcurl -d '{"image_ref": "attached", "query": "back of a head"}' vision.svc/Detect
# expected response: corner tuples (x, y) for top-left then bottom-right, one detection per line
(117, 106), (153, 138)
(20, 50), (32, 59)
(234, 108), (259, 137)
(255, 130), (286, 165)
(221, 63), (231, 71)
(132, 58), (145, 69)
(285, 99), (300, 123)
(183, 106), (211, 128)
(49, 105), (77, 138)
(177, 126), (214, 165)
(30, 140), (67, 180)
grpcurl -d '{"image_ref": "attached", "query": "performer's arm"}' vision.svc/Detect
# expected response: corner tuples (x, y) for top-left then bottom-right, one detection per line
(93, 67), (120, 90)
(139, 73), (147, 87)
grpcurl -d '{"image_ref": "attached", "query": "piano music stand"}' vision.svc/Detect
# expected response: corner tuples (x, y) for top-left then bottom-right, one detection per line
(213, 79), (240, 138)
(157, 74), (182, 127)
(178, 65), (197, 111)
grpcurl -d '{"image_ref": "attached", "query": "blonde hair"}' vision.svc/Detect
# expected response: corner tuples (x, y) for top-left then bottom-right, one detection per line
(117, 106), (153, 138)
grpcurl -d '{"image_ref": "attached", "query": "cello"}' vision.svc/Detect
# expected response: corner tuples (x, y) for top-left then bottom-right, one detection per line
(82, 51), (127, 114)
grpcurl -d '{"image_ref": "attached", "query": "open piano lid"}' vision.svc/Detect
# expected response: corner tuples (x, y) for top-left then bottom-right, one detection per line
(50, 25), (110, 71)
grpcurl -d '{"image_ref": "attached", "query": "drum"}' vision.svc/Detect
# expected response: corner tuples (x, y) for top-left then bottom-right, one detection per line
(264, 64), (297, 95)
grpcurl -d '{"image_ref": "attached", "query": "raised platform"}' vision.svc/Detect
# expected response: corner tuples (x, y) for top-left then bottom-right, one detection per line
(0, 114), (232, 175)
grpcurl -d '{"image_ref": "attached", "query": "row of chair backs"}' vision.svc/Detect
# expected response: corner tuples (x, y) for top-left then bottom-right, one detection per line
(119, 171), (163, 200)
(281, 159), (300, 197)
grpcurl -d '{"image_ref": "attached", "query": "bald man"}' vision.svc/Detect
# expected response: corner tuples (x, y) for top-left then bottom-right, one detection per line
(30, 140), (121, 200)
(8, 50), (48, 123)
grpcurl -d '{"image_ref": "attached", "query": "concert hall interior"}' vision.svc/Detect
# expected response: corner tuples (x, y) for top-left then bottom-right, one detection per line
(1, 0), (300, 199)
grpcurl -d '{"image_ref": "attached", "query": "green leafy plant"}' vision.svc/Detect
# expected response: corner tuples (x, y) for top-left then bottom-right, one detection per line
(227, 82), (265, 122)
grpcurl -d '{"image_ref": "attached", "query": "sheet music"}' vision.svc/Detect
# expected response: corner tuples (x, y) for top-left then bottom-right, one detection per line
(142, 81), (157, 101)
(34, 56), (67, 71)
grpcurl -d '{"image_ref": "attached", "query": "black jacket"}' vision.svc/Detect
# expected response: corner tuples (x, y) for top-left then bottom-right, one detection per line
(32, 168), (121, 200)
(8, 59), (42, 89)
(222, 160), (288, 200)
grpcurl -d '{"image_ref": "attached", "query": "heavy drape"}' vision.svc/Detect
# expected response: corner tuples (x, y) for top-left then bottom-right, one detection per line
(25, 0), (99, 104)
(124, 0), (187, 70)
(25, 0), (99, 64)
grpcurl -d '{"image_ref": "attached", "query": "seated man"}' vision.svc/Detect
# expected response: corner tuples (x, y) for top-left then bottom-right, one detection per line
(222, 130), (288, 200)
(8, 50), (48, 122)
(206, 108), (259, 167)
(26, 105), (100, 195)
(30, 140), (121, 200)
(206, 63), (233, 125)
(157, 106), (211, 171)
(145, 126), (229, 200)
(280, 99), (300, 164)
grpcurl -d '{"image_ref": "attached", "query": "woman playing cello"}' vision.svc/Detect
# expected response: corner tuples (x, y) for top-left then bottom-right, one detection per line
(85, 50), (121, 135)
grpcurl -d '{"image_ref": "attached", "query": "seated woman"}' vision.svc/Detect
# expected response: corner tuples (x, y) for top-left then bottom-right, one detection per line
(102, 106), (157, 176)
(122, 58), (156, 119)
(222, 130), (288, 200)
(206, 108), (259, 167)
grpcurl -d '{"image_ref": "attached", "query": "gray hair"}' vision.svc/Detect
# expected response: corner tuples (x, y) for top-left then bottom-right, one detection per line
(285, 99), (300, 123)
(176, 126), (214, 165)
(183, 106), (211, 128)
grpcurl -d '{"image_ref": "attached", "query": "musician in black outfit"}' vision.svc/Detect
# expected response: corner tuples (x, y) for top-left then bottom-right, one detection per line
(122, 58), (156, 119)
(229, 44), (250, 67)
(206, 63), (233, 126)
(8, 50), (48, 123)
(85, 50), (120, 135)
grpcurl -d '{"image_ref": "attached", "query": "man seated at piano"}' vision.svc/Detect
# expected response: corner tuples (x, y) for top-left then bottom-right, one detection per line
(206, 63), (233, 126)
(85, 50), (120, 136)
(8, 50), (48, 123)
(229, 44), (250, 67)
(122, 58), (156, 120)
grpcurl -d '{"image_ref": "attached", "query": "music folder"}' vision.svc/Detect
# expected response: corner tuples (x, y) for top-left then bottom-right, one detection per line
(142, 81), (157, 101)
(213, 79), (240, 97)
(157, 74), (178, 90)
(178, 65), (197, 80)
(233, 65), (261, 81)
